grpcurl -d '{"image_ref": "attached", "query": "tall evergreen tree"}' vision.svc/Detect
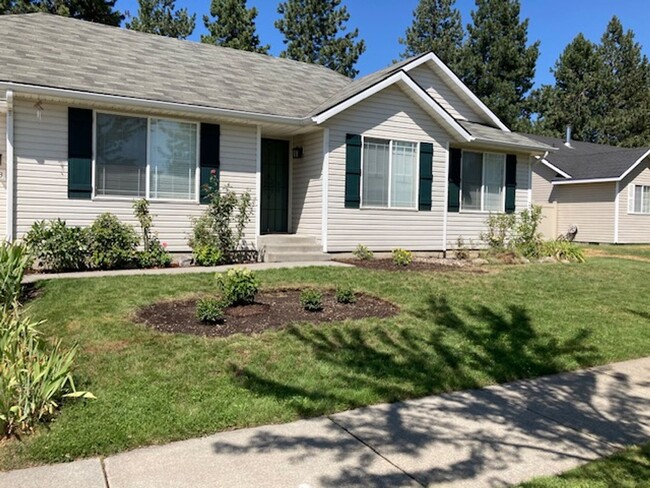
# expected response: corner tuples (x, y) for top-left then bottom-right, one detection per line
(202, 0), (269, 53)
(398, 0), (463, 71)
(458, 0), (539, 128)
(126, 0), (195, 39)
(1, 0), (123, 25)
(275, 0), (366, 78)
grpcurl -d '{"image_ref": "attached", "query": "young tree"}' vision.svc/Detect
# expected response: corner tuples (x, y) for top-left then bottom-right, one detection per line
(398, 0), (463, 71)
(458, 0), (539, 128)
(275, 0), (366, 78)
(1, 0), (123, 25)
(126, 0), (195, 39)
(202, 0), (269, 53)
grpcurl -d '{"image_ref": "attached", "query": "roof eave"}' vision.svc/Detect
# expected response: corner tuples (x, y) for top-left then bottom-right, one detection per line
(468, 138), (556, 155)
(552, 177), (620, 185)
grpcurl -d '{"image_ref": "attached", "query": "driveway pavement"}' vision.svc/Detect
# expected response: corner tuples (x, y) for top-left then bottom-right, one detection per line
(1, 357), (648, 488)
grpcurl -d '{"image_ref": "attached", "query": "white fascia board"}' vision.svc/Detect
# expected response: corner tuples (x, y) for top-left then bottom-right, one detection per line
(468, 138), (554, 155)
(402, 53), (511, 132)
(0, 82), (308, 126)
(618, 148), (650, 181)
(536, 157), (572, 179)
(552, 177), (620, 185)
(313, 71), (473, 142)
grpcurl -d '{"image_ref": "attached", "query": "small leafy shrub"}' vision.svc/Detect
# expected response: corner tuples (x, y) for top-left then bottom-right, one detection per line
(541, 241), (586, 263)
(392, 248), (413, 266)
(455, 237), (471, 260)
(216, 267), (259, 306)
(0, 310), (94, 436)
(133, 199), (172, 268)
(481, 213), (515, 251)
(0, 242), (33, 311)
(193, 244), (224, 267)
(88, 213), (139, 270)
(24, 219), (90, 272)
(353, 244), (374, 261)
(300, 289), (323, 312)
(335, 285), (356, 304)
(512, 206), (543, 258)
(195, 298), (225, 324)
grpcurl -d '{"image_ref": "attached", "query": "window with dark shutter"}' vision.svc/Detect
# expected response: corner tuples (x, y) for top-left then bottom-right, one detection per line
(67, 107), (93, 199)
(447, 148), (462, 212)
(418, 143), (433, 211)
(200, 123), (221, 204)
(345, 134), (362, 208)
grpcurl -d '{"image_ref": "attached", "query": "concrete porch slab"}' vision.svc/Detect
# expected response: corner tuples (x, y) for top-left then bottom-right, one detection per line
(0, 458), (106, 488)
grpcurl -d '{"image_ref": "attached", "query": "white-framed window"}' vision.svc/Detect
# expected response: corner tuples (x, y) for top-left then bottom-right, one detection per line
(94, 112), (199, 202)
(629, 184), (650, 214)
(361, 137), (418, 209)
(460, 151), (505, 212)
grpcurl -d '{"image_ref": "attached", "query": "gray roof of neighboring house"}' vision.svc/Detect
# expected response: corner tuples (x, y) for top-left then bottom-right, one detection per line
(0, 13), (351, 118)
(525, 133), (650, 180)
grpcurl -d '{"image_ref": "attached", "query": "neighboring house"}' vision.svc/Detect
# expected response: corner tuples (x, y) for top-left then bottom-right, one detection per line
(0, 13), (553, 258)
(528, 132), (650, 244)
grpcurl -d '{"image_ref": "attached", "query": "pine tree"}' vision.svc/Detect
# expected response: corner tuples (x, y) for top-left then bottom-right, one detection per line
(1, 0), (123, 25)
(398, 0), (463, 71)
(275, 0), (366, 78)
(126, 0), (195, 39)
(202, 0), (269, 53)
(458, 0), (539, 128)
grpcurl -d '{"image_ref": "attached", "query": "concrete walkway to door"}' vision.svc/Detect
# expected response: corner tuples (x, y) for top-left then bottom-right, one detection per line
(2, 357), (649, 488)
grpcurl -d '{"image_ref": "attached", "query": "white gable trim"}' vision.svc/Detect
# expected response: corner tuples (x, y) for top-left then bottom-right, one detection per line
(402, 53), (510, 132)
(536, 157), (572, 179)
(312, 71), (474, 142)
(552, 177), (619, 185)
(618, 148), (650, 181)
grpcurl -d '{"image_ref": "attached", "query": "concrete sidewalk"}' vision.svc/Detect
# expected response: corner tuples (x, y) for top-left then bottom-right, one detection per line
(2, 358), (648, 488)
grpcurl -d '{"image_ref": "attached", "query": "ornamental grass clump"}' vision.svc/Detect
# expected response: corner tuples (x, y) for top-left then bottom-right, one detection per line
(0, 242), (32, 311)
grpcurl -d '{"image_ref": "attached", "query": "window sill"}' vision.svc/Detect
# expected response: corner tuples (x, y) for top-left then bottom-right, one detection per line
(360, 206), (419, 212)
(458, 210), (506, 215)
(92, 196), (201, 205)
(627, 211), (650, 216)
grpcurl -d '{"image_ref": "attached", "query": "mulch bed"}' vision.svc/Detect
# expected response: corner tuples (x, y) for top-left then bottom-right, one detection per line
(335, 258), (487, 273)
(135, 289), (399, 338)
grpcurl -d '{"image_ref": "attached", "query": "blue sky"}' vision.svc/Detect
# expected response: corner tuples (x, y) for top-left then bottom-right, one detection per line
(116, 0), (650, 87)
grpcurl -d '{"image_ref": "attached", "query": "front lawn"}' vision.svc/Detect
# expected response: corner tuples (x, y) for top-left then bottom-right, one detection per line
(519, 443), (650, 487)
(1, 258), (649, 469)
(583, 244), (650, 260)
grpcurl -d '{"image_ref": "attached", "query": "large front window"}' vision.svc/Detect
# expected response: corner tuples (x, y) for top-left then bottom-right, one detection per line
(362, 138), (418, 209)
(95, 113), (198, 201)
(461, 151), (505, 212)
(631, 184), (650, 214)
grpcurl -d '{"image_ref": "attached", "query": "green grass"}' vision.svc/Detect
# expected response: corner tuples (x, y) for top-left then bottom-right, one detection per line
(1, 258), (650, 469)
(582, 244), (650, 260)
(519, 443), (650, 487)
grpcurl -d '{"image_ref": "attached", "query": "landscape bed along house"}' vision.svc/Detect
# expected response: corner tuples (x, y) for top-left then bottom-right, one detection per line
(0, 13), (556, 262)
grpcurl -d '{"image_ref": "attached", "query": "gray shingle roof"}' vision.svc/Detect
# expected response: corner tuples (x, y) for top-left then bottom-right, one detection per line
(461, 122), (555, 152)
(0, 13), (351, 118)
(524, 133), (650, 180)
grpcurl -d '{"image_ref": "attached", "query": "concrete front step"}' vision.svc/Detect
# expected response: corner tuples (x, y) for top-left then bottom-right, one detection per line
(264, 251), (332, 263)
(259, 234), (330, 263)
(258, 235), (319, 246)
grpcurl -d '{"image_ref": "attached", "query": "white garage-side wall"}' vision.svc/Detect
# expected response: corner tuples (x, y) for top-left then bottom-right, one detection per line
(13, 99), (257, 252)
(618, 158), (650, 244)
(291, 129), (323, 239)
(0, 111), (6, 240)
(324, 85), (449, 252)
(532, 162), (557, 204)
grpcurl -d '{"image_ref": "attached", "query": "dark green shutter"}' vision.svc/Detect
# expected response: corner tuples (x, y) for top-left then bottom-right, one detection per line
(67, 108), (92, 199)
(447, 148), (462, 212)
(418, 142), (433, 210)
(505, 154), (517, 214)
(200, 123), (220, 204)
(345, 134), (362, 208)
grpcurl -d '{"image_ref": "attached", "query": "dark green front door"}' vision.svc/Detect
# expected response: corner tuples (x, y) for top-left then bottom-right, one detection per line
(261, 138), (290, 234)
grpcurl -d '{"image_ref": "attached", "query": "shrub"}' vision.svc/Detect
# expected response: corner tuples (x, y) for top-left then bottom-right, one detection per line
(88, 213), (139, 270)
(512, 206), (543, 258)
(300, 289), (323, 312)
(335, 285), (356, 304)
(353, 244), (374, 261)
(24, 219), (90, 272)
(0, 242), (33, 311)
(392, 248), (413, 266)
(481, 213), (515, 251)
(133, 199), (172, 268)
(189, 176), (253, 264)
(216, 268), (259, 306)
(193, 244), (224, 267)
(541, 241), (586, 263)
(0, 310), (94, 436)
(195, 298), (225, 324)
(455, 237), (471, 260)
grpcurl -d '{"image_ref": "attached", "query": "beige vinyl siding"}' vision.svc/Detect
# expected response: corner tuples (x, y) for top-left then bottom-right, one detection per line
(552, 182), (615, 243)
(446, 153), (531, 247)
(618, 158), (650, 243)
(408, 65), (491, 125)
(325, 85), (448, 252)
(0, 112), (6, 240)
(532, 162), (556, 203)
(13, 99), (257, 252)
(291, 129), (323, 238)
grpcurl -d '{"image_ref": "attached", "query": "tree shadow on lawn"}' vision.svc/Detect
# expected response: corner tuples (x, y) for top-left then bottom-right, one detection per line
(211, 296), (649, 486)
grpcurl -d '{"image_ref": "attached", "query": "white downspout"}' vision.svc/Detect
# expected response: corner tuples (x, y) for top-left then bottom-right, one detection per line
(5, 90), (14, 242)
(321, 128), (329, 253)
(614, 181), (620, 244)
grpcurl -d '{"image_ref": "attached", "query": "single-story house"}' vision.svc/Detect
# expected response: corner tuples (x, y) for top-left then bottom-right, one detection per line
(0, 13), (555, 260)
(528, 132), (650, 244)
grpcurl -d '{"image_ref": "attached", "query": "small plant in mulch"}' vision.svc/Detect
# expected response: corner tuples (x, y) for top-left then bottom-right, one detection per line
(300, 289), (324, 312)
(353, 244), (374, 261)
(217, 268), (259, 306)
(391, 248), (413, 267)
(335, 285), (356, 304)
(195, 297), (225, 324)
